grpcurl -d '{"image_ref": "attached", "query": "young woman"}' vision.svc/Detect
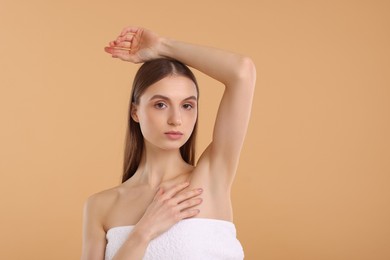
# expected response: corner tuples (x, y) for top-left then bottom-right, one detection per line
(81, 26), (256, 260)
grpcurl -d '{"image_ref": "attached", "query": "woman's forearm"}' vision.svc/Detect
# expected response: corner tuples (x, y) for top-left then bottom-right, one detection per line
(112, 228), (150, 260)
(158, 37), (256, 87)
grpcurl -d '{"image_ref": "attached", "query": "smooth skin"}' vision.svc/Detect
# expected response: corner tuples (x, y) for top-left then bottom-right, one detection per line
(81, 27), (256, 260)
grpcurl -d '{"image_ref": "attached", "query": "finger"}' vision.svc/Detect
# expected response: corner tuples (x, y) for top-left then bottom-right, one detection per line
(110, 49), (129, 59)
(104, 46), (140, 63)
(104, 46), (114, 54)
(176, 197), (203, 212)
(153, 187), (164, 201)
(172, 188), (203, 204)
(104, 46), (130, 55)
(116, 34), (135, 44)
(112, 47), (131, 52)
(114, 41), (131, 49)
(104, 46), (121, 54)
(120, 26), (139, 37)
(160, 182), (190, 201)
(106, 40), (132, 52)
(180, 209), (200, 219)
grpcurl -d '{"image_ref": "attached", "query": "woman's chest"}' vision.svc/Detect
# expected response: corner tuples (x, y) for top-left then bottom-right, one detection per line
(104, 171), (232, 230)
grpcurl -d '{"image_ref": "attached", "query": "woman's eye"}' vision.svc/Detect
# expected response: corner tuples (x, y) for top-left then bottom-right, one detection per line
(154, 102), (167, 109)
(183, 104), (193, 110)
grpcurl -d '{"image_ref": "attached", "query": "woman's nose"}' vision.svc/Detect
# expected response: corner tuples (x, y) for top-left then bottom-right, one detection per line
(168, 109), (182, 126)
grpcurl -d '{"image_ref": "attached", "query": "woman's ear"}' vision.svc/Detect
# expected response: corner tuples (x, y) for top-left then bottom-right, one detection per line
(131, 103), (139, 123)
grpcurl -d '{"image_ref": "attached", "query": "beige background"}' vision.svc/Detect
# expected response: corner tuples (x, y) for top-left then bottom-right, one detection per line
(1, 0), (389, 259)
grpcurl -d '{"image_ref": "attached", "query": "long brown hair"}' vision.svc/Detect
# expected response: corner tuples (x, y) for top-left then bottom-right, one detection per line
(122, 58), (199, 183)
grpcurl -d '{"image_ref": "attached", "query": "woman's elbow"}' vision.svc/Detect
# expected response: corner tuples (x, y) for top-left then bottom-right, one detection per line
(236, 56), (257, 88)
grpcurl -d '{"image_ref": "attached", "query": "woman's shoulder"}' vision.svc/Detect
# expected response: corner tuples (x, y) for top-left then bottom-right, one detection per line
(84, 182), (144, 214)
(84, 186), (122, 220)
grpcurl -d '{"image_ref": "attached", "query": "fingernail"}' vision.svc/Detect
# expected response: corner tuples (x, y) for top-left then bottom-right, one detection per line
(197, 188), (203, 192)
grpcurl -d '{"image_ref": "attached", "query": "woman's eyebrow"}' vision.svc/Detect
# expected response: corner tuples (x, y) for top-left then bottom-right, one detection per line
(183, 96), (197, 101)
(149, 95), (197, 101)
(149, 94), (169, 101)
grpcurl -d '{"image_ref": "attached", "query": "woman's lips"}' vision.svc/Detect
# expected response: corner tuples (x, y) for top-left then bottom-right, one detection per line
(164, 131), (183, 140)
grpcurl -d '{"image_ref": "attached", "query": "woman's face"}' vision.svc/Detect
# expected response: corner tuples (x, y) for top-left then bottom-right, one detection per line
(132, 75), (198, 151)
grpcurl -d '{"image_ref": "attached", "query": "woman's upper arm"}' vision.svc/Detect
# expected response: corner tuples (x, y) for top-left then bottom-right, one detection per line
(81, 194), (107, 260)
(208, 57), (256, 185)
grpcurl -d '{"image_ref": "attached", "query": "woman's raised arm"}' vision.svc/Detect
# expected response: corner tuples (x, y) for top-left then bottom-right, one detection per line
(105, 26), (256, 187)
(159, 38), (256, 187)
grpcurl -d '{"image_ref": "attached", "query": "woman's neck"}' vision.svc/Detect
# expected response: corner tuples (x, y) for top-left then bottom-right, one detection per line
(132, 143), (193, 189)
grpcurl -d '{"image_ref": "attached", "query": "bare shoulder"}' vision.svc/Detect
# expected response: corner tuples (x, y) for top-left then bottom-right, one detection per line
(85, 187), (119, 215)
(83, 186), (122, 230)
(81, 187), (121, 259)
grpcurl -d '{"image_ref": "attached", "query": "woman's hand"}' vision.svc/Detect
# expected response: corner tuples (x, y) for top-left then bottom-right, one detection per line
(133, 182), (203, 241)
(104, 26), (162, 63)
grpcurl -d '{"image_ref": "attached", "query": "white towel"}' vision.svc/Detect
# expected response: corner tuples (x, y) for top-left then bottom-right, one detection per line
(105, 218), (244, 260)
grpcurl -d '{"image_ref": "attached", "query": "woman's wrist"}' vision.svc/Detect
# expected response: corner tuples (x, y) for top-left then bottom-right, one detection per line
(132, 223), (154, 243)
(113, 225), (150, 260)
(157, 36), (175, 59)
